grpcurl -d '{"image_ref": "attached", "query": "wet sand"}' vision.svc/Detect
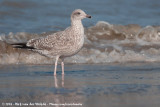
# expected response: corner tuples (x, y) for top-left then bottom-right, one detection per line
(0, 63), (160, 107)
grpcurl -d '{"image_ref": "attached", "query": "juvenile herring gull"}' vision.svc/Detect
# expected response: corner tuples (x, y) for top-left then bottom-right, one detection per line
(12, 9), (91, 76)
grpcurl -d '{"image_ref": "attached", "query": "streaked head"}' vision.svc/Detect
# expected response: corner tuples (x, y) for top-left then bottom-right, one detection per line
(71, 9), (91, 20)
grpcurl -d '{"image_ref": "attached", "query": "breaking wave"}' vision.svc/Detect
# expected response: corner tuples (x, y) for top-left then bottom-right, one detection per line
(1, 21), (160, 64)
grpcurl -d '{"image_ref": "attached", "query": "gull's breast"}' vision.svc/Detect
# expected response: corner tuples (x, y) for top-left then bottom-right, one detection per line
(61, 34), (84, 58)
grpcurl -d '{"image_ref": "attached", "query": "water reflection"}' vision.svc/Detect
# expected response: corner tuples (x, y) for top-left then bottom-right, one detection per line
(54, 75), (64, 88)
(1, 64), (160, 107)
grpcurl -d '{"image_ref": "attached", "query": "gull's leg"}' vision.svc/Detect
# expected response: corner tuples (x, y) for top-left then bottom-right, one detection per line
(54, 76), (58, 88)
(61, 58), (64, 75)
(54, 56), (59, 76)
(62, 74), (64, 87)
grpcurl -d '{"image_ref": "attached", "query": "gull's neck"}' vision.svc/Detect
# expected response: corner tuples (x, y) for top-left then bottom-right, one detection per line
(71, 19), (83, 26)
(71, 19), (84, 34)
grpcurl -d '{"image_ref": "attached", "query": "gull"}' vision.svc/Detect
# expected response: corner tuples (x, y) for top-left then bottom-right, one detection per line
(12, 9), (91, 76)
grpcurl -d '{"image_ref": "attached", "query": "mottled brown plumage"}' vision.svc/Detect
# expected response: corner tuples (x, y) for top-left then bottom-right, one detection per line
(16, 9), (91, 76)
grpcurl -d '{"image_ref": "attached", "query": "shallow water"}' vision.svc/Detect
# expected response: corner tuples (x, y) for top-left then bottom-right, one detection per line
(0, 1), (160, 105)
(0, 63), (160, 107)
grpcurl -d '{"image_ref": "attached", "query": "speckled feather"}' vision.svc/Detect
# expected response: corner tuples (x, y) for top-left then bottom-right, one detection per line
(26, 9), (86, 59)
(12, 9), (91, 75)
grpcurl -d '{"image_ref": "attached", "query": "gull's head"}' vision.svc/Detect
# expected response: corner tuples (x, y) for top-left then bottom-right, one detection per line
(71, 9), (91, 20)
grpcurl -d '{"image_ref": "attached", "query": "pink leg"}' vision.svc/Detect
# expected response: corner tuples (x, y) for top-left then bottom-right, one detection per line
(62, 74), (64, 87)
(61, 60), (64, 75)
(54, 76), (58, 88)
(54, 56), (59, 76)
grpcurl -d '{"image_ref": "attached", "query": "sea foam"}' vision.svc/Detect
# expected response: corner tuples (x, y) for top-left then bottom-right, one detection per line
(1, 21), (160, 64)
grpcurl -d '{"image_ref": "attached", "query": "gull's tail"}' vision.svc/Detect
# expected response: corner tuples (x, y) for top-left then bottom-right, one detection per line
(11, 43), (35, 49)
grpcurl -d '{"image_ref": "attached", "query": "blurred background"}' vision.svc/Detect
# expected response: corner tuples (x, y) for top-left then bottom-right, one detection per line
(0, 0), (160, 34)
(1, 1), (160, 106)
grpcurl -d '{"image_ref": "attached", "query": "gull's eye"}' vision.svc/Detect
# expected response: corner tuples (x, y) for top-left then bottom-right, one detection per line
(77, 12), (81, 15)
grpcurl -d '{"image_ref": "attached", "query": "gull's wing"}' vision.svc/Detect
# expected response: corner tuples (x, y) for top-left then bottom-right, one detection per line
(27, 28), (73, 51)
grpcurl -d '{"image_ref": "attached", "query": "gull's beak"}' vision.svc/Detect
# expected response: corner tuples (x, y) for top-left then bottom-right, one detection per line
(86, 15), (91, 18)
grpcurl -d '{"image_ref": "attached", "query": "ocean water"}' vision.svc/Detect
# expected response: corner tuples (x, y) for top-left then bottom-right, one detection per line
(0, 63), (160, 107)
(0, 0), (160, 34)
(1, 21), (160, 64)
(1, 1), (160, 107)
(0, 0), (160, 64)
